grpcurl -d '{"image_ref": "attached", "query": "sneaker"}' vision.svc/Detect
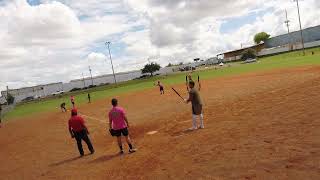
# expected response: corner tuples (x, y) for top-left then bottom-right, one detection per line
(188, 127), (198, 131)
(129, 148), (137, 153)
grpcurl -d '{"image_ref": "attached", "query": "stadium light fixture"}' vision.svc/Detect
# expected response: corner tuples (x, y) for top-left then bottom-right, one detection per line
(105, 42), (117, 85)
(294, 0), (305, 55)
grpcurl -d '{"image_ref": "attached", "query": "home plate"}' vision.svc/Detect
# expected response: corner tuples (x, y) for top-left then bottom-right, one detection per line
(147, 131), (158, 135)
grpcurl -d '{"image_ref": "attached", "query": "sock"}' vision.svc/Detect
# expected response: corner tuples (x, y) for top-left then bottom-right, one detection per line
(192, 114), (197, 129)
(128, 144), (133, 149)
(200, 114), (204, 128)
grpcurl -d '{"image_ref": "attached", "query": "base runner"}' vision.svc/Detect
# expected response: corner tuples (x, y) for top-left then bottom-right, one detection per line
(185, 81), (204, 130)
(108, 98), (136, 154)
(68, 108), (95, 156)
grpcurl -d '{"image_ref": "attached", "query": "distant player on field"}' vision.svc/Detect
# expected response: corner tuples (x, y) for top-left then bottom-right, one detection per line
(156, 81), (164, 95)
(60, 102), (67, 112)
(108, 98), (136, 154)
(88, 93), (91, 103)
(70, 95), (75, 108)
(68, 108), (95, 156)
(185, 81), (204, 130)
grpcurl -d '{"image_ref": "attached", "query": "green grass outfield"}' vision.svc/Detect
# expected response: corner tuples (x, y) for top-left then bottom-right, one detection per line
(3, 48), (320, 120)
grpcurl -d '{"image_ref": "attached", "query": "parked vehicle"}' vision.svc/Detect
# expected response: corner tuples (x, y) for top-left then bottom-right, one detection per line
(52, 90), (64, 96)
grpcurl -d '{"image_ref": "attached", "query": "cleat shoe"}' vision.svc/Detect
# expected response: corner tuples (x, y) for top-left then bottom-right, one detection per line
(188, 127), (197, 131)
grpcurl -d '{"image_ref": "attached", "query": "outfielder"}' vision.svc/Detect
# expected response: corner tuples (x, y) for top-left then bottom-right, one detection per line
(185, 81), (204, 130)
(108, 98), (136, 154)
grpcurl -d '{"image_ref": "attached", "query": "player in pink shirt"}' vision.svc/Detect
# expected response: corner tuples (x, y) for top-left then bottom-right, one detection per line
(108, 98), (136, 154)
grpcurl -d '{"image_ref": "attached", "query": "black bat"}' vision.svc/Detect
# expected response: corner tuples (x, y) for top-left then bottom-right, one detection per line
(172, 87), (185, 101)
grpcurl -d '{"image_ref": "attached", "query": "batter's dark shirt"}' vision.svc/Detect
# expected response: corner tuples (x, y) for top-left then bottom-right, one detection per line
(189, 88), (202, 106)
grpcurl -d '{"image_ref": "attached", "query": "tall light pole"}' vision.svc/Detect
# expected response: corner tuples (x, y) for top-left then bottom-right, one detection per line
(82, 73), (86, 88)
(88, 66), (94, 86)
(105, 42), (117, 85)
(284, 10), (290, 34)
(294, 0), (305, 55)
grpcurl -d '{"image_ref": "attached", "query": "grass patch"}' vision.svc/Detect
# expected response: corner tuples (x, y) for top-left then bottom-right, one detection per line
(3, 48), (320, 120)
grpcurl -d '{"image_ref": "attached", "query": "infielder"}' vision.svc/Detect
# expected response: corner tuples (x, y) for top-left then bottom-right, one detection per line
(108, 98), (136, 154)
(185, 81), (204, 130)
(60, 102), (67, 112)
(68, 108), (95, 156)
(70, 95), (75, 108)
(156, 81), (165, 95)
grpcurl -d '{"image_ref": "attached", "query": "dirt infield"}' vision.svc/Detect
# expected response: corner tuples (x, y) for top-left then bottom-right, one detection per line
(1, 66), (320, 180)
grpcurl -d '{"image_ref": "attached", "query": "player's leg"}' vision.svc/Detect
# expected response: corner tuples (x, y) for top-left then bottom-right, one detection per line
(123, 128), (136, 153)
(74, 132), (84, 156)
(117, 136), (124, 154)
(82, 130), (94, 154)
(199, 114), (204, 129)
(190, 106), (198, 130)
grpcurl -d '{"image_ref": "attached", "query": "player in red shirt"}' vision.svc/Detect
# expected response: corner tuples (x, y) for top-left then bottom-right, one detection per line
(108, 98), (136, 154)
(68, 108), (94, 156)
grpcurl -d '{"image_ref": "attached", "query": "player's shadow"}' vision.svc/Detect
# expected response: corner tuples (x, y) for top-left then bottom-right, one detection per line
(90, 154), (121, 164)
(49, 156), (85, 167)
(170, 128), (196, 137)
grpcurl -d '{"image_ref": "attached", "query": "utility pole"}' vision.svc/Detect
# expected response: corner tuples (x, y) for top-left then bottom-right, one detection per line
(89, 66), (94, 86)
(284, 10), (290, 34)
(82, 73), (86, 88)
(105, 42), (117, 85)
(295, 0), (305, 55)
(284, 9), (292, 51)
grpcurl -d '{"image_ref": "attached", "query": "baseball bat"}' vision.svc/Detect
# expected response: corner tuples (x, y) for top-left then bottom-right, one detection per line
(172, 87), (185, 101)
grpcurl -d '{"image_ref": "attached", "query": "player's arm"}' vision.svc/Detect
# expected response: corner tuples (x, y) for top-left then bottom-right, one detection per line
(81, 118), (90, 134)
(124, 115), (129, 128)
(68, 122), (74, 138)
(108, 113), (112, 130)
(185, 92), (193, 103)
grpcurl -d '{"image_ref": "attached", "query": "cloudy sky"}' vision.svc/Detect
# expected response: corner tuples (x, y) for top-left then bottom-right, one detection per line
(0, 0), (320, 91)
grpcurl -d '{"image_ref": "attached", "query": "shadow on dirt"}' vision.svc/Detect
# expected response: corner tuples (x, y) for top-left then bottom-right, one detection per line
(90, 153), (121, 163)
(49, 155), (87, 167)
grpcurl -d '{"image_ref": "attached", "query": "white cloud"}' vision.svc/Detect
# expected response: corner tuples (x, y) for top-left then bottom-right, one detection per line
(0, 0), (320, 91)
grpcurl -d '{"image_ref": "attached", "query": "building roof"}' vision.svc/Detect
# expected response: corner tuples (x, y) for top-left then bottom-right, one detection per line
(217, 43), (264, 56)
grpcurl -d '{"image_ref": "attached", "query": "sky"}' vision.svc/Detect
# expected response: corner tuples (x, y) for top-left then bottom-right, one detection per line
(0, 0), (320, 91)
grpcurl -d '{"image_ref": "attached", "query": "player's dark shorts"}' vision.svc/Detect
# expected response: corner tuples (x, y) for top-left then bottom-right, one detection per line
(160, 86), (164, 91)
(113, 128), (129, 137)
(192, 104), (203, 115)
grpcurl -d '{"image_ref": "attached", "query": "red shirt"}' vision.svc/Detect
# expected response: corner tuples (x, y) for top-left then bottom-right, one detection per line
(68, 115), (85, 132)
